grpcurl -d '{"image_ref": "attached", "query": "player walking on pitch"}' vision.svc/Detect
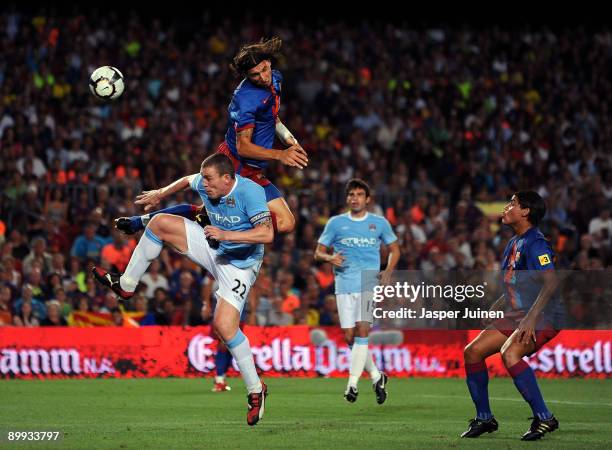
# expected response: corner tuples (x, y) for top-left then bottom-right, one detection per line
(461, 191), (561, 440)
(315, 178), (400, 403)
(93, 153), (272, 426)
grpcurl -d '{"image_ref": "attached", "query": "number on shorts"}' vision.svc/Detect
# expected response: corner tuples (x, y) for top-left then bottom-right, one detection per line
(232, 279), (247, 299)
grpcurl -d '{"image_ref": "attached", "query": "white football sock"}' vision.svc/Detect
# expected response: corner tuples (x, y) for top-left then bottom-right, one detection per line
(120, 227), (163, 292)
(348, 337), (369, 389)
(141, 214), (151, 227)
(214, 375), (225, 384)
(365, 350), (381, 384)
(226, 330), (261, 394)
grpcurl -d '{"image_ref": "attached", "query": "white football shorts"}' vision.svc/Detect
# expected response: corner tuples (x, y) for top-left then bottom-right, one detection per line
(182, 218), (260, 313)
(336, 292), (374, 329)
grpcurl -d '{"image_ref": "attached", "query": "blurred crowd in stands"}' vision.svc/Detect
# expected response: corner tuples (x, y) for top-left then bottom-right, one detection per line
(0, 9), (611, 327)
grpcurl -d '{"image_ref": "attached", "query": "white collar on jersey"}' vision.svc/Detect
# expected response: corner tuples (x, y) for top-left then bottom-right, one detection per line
(348, 211), (369, 222)
(221, 176), (239, 200)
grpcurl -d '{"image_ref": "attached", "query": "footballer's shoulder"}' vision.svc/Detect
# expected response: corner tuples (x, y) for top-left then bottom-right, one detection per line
(370, 213), (390, 223)
(237, 175), (264, 192)
(234, 81), (268, 101)
(326, 213), (347, 225)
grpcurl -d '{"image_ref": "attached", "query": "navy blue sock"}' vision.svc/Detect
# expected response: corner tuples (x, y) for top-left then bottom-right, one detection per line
(215, 348), (233, 377)
(508, 360), (552, 420)
(135, 204), (199, 230)
(465, 361), (493, 420)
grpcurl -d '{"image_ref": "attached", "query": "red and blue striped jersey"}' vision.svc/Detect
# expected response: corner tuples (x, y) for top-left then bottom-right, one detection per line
(501, 226), (554, 311)
(224, 70), (283, 170)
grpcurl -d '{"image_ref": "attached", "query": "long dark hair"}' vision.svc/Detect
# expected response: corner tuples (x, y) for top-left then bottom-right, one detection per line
(230, 36), (282, 76)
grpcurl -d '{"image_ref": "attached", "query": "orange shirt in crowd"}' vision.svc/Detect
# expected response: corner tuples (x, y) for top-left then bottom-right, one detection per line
(281, 293), (300, 314)
(101, 240), (136, 272)
(315, 270), (334, 290)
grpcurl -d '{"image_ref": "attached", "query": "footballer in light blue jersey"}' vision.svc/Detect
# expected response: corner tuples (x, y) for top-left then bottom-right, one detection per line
(190, 173), (269, 269)
(315, 178), (400, 405)
(93, 153), (273, 426)
(318, 212), (398, 295)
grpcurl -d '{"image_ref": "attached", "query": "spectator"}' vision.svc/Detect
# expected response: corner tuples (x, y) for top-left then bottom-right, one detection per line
(43, 188), (69, 224)
(70, 222), (108, 262)
(22, 236), (53, 276)
(1, 255), (21, 288)
(75, 295), (91, 313)
(267, 295), (294, 326)
(13, 300), (40, 327)
(314, 262), (334, 293)
(52, 287), (72, 318)
(40, 300), (68, 326)
(111, 307), (124, 326)
(140, 259), (169, 299)
(0, 285), (13, 325)
(319, 295), (340, 326)
(100, 229), (136, 272)
(64, 256), (86, 293)
(27, 266), (49, 300)
(279, 273), (301, 315)
(132, 293), (157, 325)
(13, 283), (46, 320)
(588, 208), (612, 249)
(170, 270), (200, 310)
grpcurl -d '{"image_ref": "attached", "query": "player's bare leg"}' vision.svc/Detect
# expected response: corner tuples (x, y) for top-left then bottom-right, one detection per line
(501, 331), (558, 441)
(146, 214), (188, 251)
(267, 197), (295, 234)
(214, 299), (267, 426)
(464, 328), (508, 364)
(92, 214), (187, 298)
(461, 328), (507, 438)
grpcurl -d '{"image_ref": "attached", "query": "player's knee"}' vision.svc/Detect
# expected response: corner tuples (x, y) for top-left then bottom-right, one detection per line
(147, 214), (162, 233)
(343, 329), (354, 345)
(464, 343), (482, 363)
(355, 323), (370, 338)
(148, 214), (172, 235)
(500, 346), (521, 368)
(213, 317), (234, 342)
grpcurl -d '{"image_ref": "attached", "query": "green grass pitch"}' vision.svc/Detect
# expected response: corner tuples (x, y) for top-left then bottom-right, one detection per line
(1, 377), (610, 449)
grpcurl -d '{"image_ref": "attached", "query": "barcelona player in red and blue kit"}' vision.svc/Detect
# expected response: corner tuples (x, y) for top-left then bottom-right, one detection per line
(115, 37), (306, 237)
(461, 191), (561, 441)
(220, 36), (307, 233)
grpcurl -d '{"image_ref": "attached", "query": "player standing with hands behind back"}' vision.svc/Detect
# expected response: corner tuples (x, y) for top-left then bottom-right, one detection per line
(315, 179), (400, 404)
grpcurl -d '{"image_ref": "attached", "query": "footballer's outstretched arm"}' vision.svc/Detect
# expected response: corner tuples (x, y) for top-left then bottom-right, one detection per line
(203, 217), (274, 244)
(236, 127), (308, 169)
(135, 174), (198, 211)
(314, 243), (345, 267)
